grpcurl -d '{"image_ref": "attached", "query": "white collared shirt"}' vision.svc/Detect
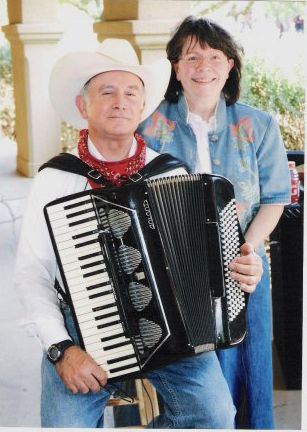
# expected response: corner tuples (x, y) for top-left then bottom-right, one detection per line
(88, 137), (137, 160)
(187, 111), (215, 174)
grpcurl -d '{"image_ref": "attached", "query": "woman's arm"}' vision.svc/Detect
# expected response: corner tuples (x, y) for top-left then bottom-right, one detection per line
(244, 204), (284, 249)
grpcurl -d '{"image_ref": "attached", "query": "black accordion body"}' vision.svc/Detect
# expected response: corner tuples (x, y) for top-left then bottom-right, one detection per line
(44, 173), (248, 382)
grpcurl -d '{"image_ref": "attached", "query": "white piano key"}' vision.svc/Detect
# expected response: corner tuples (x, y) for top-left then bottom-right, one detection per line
(60, 244), (101, 263)
(70, 283), (112, 297)
(51, 211), (96, 229)
(74, 296), (116, 316)
(53, 220), (98, 237)
(70, 285), (113, 302)
(83, 328), (124, 345)
(54, 226), (99, 244)
(68, 272), (110, 288)
(79, 314), (120, 331)
(78, 305), (118, 323)
(90, 344), (135, 360)
(48, 202), (95, 221)
(62, 255), (103, 273)
(46, 195), (92, 215)
(81, 323), (123, 338)
(65, 263), (106, 281)
(72, 288), (113, 308)
(57, 234), (99, 252)
(106, 357), (139, 370)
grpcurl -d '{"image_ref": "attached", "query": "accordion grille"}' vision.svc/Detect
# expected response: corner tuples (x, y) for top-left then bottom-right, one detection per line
(146, 175), (216, 347)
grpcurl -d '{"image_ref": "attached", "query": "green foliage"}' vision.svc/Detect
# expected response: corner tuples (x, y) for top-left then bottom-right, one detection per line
(57, 0), (101, 20)
(0, 44), (15, 139)
(241, 59), (305, 150)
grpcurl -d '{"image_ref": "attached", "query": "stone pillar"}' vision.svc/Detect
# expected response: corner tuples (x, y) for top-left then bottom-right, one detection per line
(2, 0), (63, 177)
(94, 0), (193, 63)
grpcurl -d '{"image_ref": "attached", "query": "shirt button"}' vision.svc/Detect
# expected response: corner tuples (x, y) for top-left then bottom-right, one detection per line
(210, 134), (219, 142)
(213, 159), (220, 165)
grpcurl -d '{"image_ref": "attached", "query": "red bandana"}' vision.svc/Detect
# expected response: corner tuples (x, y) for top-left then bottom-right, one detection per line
(77, 129), (146, 188)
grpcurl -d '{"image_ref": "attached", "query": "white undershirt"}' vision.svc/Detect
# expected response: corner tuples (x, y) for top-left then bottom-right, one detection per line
(88, 137), (137, 161)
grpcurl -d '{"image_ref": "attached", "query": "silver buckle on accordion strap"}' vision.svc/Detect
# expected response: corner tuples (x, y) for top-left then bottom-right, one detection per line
(129, 172), (143, 182)
(88, 170), (102, 180)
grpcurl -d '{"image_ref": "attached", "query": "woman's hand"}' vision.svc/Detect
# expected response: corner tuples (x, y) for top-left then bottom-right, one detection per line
(228, 242), (263, 293)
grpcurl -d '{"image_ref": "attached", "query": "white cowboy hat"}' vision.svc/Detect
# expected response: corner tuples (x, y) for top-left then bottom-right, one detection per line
(49, 38), (171, 128)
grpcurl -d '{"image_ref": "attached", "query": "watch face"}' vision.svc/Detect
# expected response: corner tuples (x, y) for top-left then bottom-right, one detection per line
(48, 345), (60, 362)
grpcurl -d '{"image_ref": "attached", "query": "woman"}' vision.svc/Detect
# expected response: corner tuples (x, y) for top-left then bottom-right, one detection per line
(138, 16), (290, 429)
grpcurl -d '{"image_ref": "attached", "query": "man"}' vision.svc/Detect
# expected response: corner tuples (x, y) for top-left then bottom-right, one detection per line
(14, 39), (262, 428)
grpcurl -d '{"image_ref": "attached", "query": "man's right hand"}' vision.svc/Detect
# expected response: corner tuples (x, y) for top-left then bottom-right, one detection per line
(55, 345), (107, 394)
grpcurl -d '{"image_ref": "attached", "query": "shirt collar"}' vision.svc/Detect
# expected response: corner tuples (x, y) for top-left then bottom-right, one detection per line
(177, 91), (226, 133)
(88, 137), (137, 161)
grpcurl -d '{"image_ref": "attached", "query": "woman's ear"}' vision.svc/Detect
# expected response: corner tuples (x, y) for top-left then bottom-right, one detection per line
(173, 62), (181, 82)
(228, 58), (234, 72)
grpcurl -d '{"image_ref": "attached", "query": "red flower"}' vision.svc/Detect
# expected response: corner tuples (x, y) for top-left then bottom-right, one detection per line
(230, 117), (255, 145)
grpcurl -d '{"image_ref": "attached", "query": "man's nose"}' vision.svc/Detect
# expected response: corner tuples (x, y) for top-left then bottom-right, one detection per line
(112, 93), (127, 109)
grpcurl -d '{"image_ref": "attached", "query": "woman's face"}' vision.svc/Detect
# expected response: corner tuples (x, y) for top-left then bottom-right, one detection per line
(174, 38), (234, 104)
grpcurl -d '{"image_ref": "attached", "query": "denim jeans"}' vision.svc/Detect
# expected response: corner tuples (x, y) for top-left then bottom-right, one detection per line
(217, 254), (274, 429)
(41, 303), (236, 428)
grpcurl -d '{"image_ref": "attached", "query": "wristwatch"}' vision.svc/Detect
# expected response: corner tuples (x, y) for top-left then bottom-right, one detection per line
(47, 340), (74, 364)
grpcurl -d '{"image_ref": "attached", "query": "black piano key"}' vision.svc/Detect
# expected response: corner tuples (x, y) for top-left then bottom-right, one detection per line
(84, 268), (107, 278)
(89, 290), (113, 299)
(81, 260), (105, 270)
(93, 302), (117, 312)
(69, 215), (97, 227)
(100, 332), (124, 343)
(94, 311), (119, 321)
(97, 319), (121, 329)
(75, 238), (98, 248)
(64, 199), (92, 210)
(67, 208), (94, 219)
(109, 363), (139, 374)
(107, 354), (135, 367)
(73, 229), (99, 240)
(79, 251), (102, 261)
(104, 340), (132, 351)
(107, 353), (136, 365)
(87, 282), (111, 291)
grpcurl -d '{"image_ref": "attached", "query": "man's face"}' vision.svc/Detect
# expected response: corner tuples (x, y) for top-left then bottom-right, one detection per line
(76, 70), (145, 142)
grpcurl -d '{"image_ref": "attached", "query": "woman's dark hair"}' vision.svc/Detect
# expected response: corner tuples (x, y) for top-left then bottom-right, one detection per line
(165, 16), (243, 105)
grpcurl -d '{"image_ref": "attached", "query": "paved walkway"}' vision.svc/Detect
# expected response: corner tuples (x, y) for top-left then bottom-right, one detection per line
(0, 138), (40, 427)
(0, 138), (115, 428)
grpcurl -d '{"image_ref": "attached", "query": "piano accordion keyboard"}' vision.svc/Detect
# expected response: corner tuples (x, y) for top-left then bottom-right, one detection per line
(45, 194), (141, 379)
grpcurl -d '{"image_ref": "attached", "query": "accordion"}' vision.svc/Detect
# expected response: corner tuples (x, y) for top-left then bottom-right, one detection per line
(44, 173), (248, 382)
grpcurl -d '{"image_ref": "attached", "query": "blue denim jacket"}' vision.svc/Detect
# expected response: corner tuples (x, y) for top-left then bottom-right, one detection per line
(138, 93), (290, 239)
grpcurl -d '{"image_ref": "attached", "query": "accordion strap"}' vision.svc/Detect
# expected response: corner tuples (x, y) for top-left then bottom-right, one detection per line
(39, 152), (188, 186)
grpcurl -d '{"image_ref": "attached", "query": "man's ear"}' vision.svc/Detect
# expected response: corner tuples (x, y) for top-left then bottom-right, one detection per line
(75, 95), (88, 119)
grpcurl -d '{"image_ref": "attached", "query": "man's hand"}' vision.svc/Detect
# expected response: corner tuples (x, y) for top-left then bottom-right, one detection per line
(228, 242), (263, 293)
(55, 345), (107, 394)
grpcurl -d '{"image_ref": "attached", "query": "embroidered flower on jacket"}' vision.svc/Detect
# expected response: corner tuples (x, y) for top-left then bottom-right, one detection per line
(230, 117), (255, 149)
(144, 112), (176, 147)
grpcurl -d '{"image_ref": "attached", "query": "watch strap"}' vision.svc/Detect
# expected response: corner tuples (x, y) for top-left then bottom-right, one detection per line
(47, 339), (74, 364)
